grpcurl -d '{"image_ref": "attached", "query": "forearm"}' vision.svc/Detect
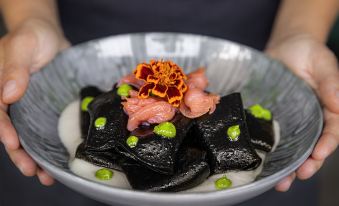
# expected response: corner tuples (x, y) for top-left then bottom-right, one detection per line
(268, 0), (338, 47)
(0, 0), (62, 33)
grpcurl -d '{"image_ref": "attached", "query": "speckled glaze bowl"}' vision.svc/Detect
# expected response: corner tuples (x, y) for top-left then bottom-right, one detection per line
(10, 33), (323, 206)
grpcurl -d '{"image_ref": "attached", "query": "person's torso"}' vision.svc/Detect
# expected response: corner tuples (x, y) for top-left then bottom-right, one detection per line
(58, 0), (280, 50)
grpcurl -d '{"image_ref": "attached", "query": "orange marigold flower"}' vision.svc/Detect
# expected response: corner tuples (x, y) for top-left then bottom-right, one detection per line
(134, 60), (188, 107)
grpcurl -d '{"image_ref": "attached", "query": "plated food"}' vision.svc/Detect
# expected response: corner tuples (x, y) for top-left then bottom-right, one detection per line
(59, 60), (280, 192)
(11, 33), (323, 206)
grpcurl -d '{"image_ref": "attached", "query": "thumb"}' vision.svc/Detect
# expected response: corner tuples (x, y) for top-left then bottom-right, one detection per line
(2, 67), (30, 104)
(312, 49), (339, 114)
(0, 35), (34, 104)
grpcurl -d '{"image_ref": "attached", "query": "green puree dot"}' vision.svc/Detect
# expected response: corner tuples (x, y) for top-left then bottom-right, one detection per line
(227, 125), (240, 141)
(215, 176), (232, 190)
(153, 122), (176, 138)
(248, 104), (272, 121)
(95, 117), (107, 129)
(95, 168), (113, 180)
(117, 83), (133, 97)
(81, 96), (94, 111)
(126, 136), (139, 148)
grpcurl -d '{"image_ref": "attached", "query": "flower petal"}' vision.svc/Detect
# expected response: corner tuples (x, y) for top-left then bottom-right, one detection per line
(138, 83), (155, 98)
(169, 73), (177, 80)
(152, 84), (168, 97)
(166, 86), (183, 106)
(135, 63), (154, 81)
(173, 79), (184, 88)
(151, 60), (161, 72)
(173, 65), (186, 80)
(147, 75), (159, 84)
(173, 79), (187, 93)
(180, 83), (188, 93)
(171, 100), (181, 107)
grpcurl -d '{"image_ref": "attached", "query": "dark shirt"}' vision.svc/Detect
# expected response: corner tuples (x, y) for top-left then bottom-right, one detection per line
(58, 0), (280, 50)
(0, 2), (322, 206)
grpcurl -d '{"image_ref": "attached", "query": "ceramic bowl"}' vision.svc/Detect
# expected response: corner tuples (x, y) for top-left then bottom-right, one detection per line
(10, 33), (323, 206)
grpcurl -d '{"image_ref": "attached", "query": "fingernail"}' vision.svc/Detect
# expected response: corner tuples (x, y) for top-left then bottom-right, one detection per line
(2, 80), (16, 100)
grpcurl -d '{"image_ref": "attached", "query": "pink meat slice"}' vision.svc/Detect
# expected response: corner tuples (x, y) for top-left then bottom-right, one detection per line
(179, 68), (220, 118)
(122, 95), (159, 115)
(186, 68), (209, 90)
(122, 90), (165, 115)
(118, 74), (145, 89)
(128, 90), (138, 98)
(126, 101), (176, 131)
(179, 87), (220, 119)
(120, 67), (219, 130)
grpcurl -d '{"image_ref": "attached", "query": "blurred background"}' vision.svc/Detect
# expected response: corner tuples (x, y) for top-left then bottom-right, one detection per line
(0, 11), (339, 206)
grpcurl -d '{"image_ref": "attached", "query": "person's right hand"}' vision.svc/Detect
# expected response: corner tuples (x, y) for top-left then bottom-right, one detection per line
(0, 18), (70, 185)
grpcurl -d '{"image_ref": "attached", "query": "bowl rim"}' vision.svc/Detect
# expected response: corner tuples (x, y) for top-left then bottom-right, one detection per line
(15, 32), (324, 202)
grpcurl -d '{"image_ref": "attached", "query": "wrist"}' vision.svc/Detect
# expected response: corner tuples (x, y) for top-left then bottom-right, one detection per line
(267, 0), (338, 50)
(266, 32), (319, 50)
(1, 0), (63, 35)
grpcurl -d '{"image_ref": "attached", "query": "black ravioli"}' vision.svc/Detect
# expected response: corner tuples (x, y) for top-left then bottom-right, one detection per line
(121, 147), (210, 192)
(75, 88), (128, 170)
(194, 93), (262, 174)
(245, 111), (275, 152)
(80, 86), (103, 139)
(85, 89), (129, 150)
(75, 142), (121, 170)
(115, 113), (193, 175)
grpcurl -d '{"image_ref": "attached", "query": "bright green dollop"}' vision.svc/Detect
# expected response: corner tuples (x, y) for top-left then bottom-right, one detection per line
(95, 168), (113, 180)
(153, 122), (176, 138)
(126, 135), (139, 148)
(117, 83), (133, 97)
(95, 117), (107, 129)
(248, 104), (272, 121)
(81, 96), (94, 111)
(227, 125), (241, 141)
(215, 176), (232, 190)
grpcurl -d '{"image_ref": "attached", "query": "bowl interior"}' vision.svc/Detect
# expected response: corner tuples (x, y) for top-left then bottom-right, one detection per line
(10, 33), (322, 205)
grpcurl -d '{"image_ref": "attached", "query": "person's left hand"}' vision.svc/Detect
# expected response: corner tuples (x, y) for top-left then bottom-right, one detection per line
(265, 33), (339, 192)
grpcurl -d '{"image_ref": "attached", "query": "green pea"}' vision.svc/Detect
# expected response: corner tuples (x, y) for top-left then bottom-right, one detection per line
(95, 168), (113, 180)
(227, 125), (240, 141)
(215, 176), (232, 190)
(117, 83), (133, 97)
(95, 117), (107, 129)
(81, 96), (94, 111)
(153, 122), (176, 138)
(248, 104), (272, 121)
(126, 135), (139, 148)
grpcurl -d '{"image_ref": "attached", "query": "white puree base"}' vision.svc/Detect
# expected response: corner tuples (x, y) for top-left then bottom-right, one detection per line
(58, 100), (280, 192)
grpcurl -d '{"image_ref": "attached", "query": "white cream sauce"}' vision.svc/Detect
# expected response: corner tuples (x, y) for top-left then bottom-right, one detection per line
(58, 100), (280, 192)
